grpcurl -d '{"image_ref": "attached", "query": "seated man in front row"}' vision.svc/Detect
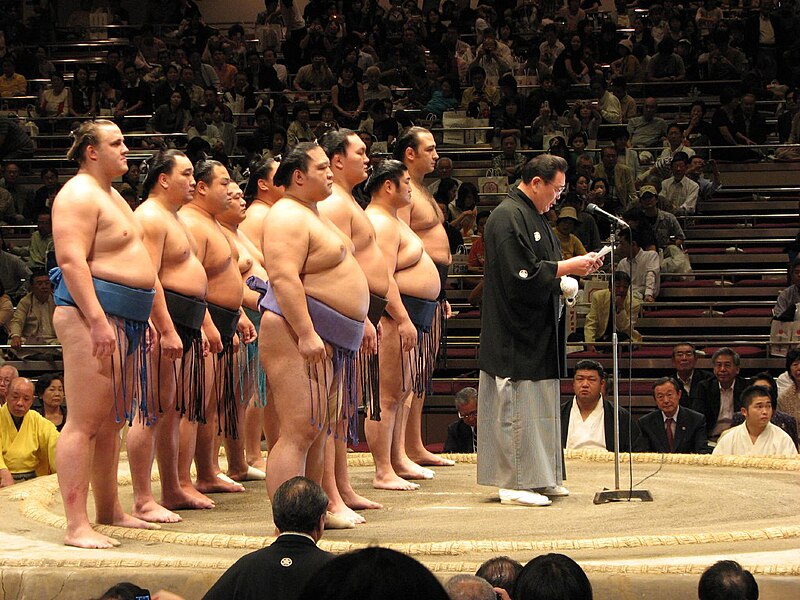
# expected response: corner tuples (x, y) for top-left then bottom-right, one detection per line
(690, 347), (747, 442)
(561, 360), (640, 452)
(202, 476), (333, 600)
(637, 377), (708, 453)
(712, 385), (797, 457)
(0, 377), (58, 486)
(444, 387), (478, 453)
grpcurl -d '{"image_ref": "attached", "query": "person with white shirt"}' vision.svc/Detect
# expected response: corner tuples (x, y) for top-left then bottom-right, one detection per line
(638, 123), (695, 182)
(691, 347), (747, 442)
(560, 360), (640, 452)
(712, 385), (798, 456)
(427, 157), (462, 196)
(659, 152), (699, 215)
(617, 227), (660, 302)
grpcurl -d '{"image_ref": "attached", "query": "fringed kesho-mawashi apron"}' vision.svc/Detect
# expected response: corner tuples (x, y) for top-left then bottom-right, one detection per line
(247, 276), (364, 443)
(361, 292), (388, 422)
(50, 267), (156, 426)
(240, 306), (267, 408)
(434, 261), (449, 369)
(399, 294), (438, 398)
(207, 302), (240, 439)
(164, 289), (206, 423)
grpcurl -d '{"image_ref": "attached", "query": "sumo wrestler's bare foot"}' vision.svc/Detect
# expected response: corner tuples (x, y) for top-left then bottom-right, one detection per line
(247, 456), (267, 472)
(195, 473), (245, 494)
(227, 465), (266, 482)
(328, 500), (366, 525)
(162, 485), (215, 510)
(106, 512), (162, 530)
(64, 525), (121, 549)
(407, 448), (455, 467)
(393, 457), (435, 480)
(372, 473), (420, 491)
(132, 500), (183, 524)
(340, 489), (383, 511)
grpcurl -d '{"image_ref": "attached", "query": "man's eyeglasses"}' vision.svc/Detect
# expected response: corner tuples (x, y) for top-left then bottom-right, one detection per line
(459, 410), (478, 419)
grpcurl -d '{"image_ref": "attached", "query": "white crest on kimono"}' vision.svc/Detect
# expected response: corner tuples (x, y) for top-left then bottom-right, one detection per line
(519, 269), (528, 278)
(534, 231), (541, 242)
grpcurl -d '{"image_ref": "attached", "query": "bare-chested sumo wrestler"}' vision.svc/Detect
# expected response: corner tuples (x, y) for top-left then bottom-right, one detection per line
(179, 160), (257, 497)
(239, 158), (283, 472)
(365, 159), (442, 490)
(393, 127), (455, 472)
(215, 180), (268, 482)
(318, 129), (386, 525)
(128, 149), (213, 522)
(248, 142), (369, 502)
(51, 120), (159, 548)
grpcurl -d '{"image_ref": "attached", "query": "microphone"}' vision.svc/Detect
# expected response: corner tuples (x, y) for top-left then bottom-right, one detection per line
(585, 203), (629, 229)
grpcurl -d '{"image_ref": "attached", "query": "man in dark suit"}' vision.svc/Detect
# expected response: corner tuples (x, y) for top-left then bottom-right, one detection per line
(202, 477), (332, 600)
(560, 360), (640, 453)
(671, 342), (713, 404)
(444, 387), (478, 453)
(690, 347), (747, 442)
(638, 377), (708, 453)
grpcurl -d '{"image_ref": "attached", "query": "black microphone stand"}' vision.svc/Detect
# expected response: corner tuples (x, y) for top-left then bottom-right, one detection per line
(593, 223), (653, 504)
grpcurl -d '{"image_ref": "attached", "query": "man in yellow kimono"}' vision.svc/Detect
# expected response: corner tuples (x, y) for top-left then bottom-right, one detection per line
(0, 378), (58, 486)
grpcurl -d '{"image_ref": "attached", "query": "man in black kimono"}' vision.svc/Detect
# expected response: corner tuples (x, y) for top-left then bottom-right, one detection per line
(477, 154), (603, 507)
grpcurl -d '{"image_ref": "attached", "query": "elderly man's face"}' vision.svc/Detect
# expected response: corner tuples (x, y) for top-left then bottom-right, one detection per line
(653, 382), (681, 418)
(6, 380), (34, 418)
(672, 344), (697, 372)
(458, 399), (478, 427)
(32, 275), (52, 302)
(713, 354), (740, 388)
(0, 367), (16, 400)
(643, 99), (658, 120)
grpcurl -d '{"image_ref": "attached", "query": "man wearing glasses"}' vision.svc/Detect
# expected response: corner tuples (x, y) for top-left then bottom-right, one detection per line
(445, 387), (478, 453)
(477, 154), (603, 507)
(671, 342), (712, 402)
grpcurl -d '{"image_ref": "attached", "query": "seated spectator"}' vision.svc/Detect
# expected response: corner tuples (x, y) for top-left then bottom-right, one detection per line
(210, 49), (238, 92)
(0, 58), (27, 97)
(202, 476), (332, 600)
(223, 72), (258, 120)
(0, 365), (18, 406)
(115, 64), (153, 131)
(709, 87), (762, 162)
(686, 156), (721, 202)
(8, 269), (59, 359)
(492, 134), (526, 183)
(637, 377), (708, 453)
(445, 387), (478, 454)
(95, 77), (122, 116)
(610, 39), (644, 85)
(691, 347), (747, 441)
(777, 349), (800, 426)
(514, 554), (592, 600)
(611, 77), (637, 123)
(538, 23), (565, 72)
(186, 105), (222, 147)
(594, 146), (636, 208)
(180, 66), (206, 108)
(734, 93), (768, 147)
(153, 64), (189, 110)
(37, 72), (71, 126)
(777, 89), (799, 144)
(671, 342), (713, 401)
(467, 211), (490, 272)
(294, 49), (336, 93)
(0, 163), (29, 220)
(587, 77), (620, 124)
(586, 178), (622, 240)
(287, 102), (316, 148)
(558, 0), (586, 33)
(450, 182), (479, 237)
(638, 186), (685, 250)
(363, 65), (392, 104)
(583, 271), (641, 353)
(560, 193), (601, 252)
(427, 158), (462, 196)
(552, 207), (586, 260)
(0, 377), (58, 486)
(524, 74), (568, 125)
(492, 96), (525, 146)
(264, 126), (287, 160)
(331, 65), (364, 130)
(732, 372), (798, 448)
(69, 66), (96, 117)
(698, 560), (758, 600)
(530, 101), (560, 150)
(34, 373), (66, 432)
(211, 103), (238, 157)
(617, 227), (660, 302)
(647, 38), (686, 82)
(684, 101), (714, 159)
(712, 385), (798, 456)
(475, 556), (522, 600)
(461, 65), (500, 119)
(25, 170), (60, 224)
(469, 28), (513, 87)
(640, 124), (696, 183)
(244, 49), (282, 93)
(420, 73), (456, 119)
(771, 258), (800, 320)
(148, 90), (190, 135)
(627, 98), (667, 149)
(296, 547), (449, 600)
(567, 133), (588, 172)
(552, 35), (590, 88)
(703, 29), (748, 82)
(445, 575), (496, 600)
(659, 152), (699, 215)
(566, 100), (600, 147)
(314, 103), (339, 140)
(561, 360), (641, 452)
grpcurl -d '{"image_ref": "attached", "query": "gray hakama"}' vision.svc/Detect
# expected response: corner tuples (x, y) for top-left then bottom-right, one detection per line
(477, 372), (563, 490)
